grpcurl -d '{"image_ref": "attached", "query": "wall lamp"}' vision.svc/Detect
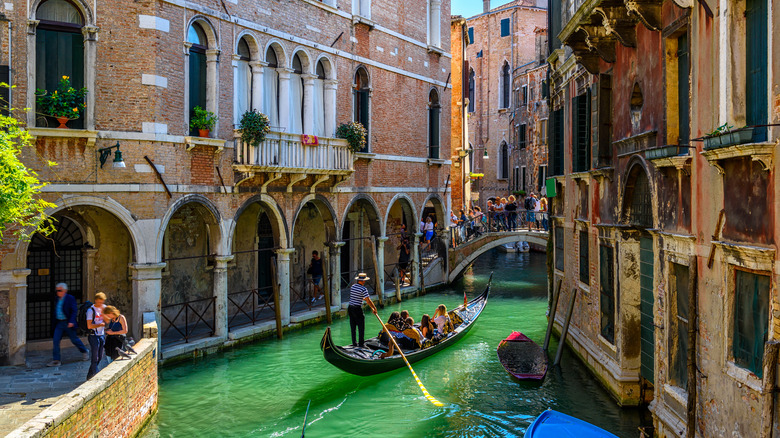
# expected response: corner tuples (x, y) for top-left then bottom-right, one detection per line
(98, 142), (126, 169)
(467, 145), (489, 160)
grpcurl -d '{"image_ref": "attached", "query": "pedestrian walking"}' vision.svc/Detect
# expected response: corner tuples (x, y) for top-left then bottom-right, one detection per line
(47, 283), (88, 367)
(533, 193), (542, 230)
(524, 193), (536, 230)
(505, 196), (518, 230)
(397, 238), (410, 285)
(85, 292), (107, 380)
(348, 273), (377, 347)
(540, 196), (549, 231)
(307, 250), (324, 302)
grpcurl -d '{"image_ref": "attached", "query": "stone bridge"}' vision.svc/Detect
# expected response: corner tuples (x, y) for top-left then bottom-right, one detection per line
(447, 231), (549, 283)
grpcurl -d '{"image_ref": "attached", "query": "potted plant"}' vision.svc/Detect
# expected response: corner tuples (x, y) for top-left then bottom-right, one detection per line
(35, 76), (87, 129)
(336, 121), (367, 153)
(190, 106), (217, 137)
(469, 172), (484, 180)
(646, 145), (687, 159)
(238, 110), (271, 147)
(703, 123), (754, 150)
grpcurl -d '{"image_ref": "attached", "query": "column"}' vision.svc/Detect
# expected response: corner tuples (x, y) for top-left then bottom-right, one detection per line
(213, 255), (234, 339)
(183, 42), (192, 131)
(302, 74), (316, 134)
(330, 242), (345, 308)
(205, 48), (221, 133)
(82, 248), (98, 301)
(324, 79), (338, 137)
(249, 60), (267, 112)
(430, 0), (442, 48)
(276, 248), (295, 325)
(26, 20), (38, 126)
(130, 262), (166, 350)
(377, 237), (389, 298)
(412, 232), (422, 286)
(277, 68), (292, 132)
(3, 269), (31, 365)
(82, 26), (99, 130)
(232, 54), (241, 125)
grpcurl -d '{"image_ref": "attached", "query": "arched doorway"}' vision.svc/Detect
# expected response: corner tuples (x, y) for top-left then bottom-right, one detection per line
(420, 195), (446, 264)
(291, 197), (338, 315)
(340, 197), (381, 300)
(384, 196), (417, 288)
(229, 199), (285, 330)
(160, 201), (220, 346)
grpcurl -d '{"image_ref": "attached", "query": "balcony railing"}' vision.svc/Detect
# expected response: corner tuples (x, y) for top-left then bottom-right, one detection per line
(234, 131), (354, 175)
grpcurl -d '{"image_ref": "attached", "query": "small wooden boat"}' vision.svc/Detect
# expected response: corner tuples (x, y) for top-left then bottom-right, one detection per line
(497, 331), (548, 381)
(499, 242), (530, 253)
(525, 410), (619, 438)
(320, 275), (492, 376)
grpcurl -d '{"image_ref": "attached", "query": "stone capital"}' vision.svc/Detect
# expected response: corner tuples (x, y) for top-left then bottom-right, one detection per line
(275, 247), (295, 261)
(206, 49), (221, 62)
(249, 60), (268, 69)
(377, 237), (390, 243)
(27, 20), (39, 35)
(82, 25), (100, 41)
(213, 255), (234, 269)
(183, 41), (193, 55)
(129, 263), (167, 280)
(277, 68), (293, 79)
(324, 79), (338, 90)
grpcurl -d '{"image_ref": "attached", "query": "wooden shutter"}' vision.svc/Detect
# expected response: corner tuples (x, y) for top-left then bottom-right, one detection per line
(599, 245), (615, 344)
(597, 75), (612, 167)
(677, 34), (691, 144)
(572, 92), (590, 173)
(746, 0), (768, 142)
(579, 230), (589, 284)
(733, 270), (770, 377)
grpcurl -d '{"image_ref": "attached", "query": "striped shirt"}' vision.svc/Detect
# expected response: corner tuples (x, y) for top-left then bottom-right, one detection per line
(349, 283), (369, 307)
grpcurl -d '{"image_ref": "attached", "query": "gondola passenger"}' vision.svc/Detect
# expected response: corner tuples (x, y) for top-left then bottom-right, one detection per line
(420, 314), (435, 340)
(433, 304), (453, 335)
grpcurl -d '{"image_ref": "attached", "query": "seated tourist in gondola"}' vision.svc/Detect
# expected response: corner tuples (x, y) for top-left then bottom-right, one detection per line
(419, 314), (435, 340)
(433, 304), (454, 335)
(400, 310), (409, 322)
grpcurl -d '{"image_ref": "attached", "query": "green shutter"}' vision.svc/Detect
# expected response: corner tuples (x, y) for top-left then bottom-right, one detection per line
(500, 19), (510, 37)
(639, 237), (655, 384)
(572, 93), (590, 173)
(671, 263), (690, 389)
(468, 27), (474, 44)
(746, 0), (768, 142)
(189, 51), (207, 135)
(733, 270), (769, 377)
(597, 75), (612, 167)
(579, 230), (589, 284)
(546, 177), (557, 198)
(429, 106), (440, 159)
(36, 28), (85, 128)
(677, 34), (690, 144)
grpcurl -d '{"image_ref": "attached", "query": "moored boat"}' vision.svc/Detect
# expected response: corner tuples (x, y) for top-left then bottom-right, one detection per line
(320, 276), (492, 376)
(497, 331), (548, 381)
(524, 410), (620, 438)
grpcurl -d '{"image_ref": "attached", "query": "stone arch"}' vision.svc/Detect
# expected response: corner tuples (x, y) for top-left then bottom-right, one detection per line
(290, 47), (313, 75)
(30, 0), (94, 25)
(354, 64), (371, 86)
(235, 30), (261, 60)
(384, 193), (419, 235)
(621, 157), (655, 228)
(264, 39), (287, 67)
(315, 54), (336, 80)
(291, 194), (340, 243)
(186, 15), (218, 48)
(341, 194), (383, 236)
(157, 195), (222, 261)
(420, 193), (447, 229)
(230, 194), (289, 248)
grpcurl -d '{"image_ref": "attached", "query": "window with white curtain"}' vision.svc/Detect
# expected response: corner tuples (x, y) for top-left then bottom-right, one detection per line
(263, 46), (279, 128)
(352, 0), (371, 19)
(288, 53), (304, 135)
(234, 38), (252, 125)
(313, 61), (326, 137)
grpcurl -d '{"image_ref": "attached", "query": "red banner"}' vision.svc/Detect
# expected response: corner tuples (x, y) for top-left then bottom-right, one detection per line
(302, 134), (319, 146)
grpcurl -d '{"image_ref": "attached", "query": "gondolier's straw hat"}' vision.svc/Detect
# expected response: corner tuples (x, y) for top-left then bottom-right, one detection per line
(355, 273), (370, 281)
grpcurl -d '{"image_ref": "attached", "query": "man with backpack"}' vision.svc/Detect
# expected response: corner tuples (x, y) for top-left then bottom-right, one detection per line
(524, 193), (536, 229)
(47, 283), (88, 367)
(85, 292), (107, 380)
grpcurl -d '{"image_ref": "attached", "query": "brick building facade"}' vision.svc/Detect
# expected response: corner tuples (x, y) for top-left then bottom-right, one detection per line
(463, 0), (546, 207)
(0, 0), (454, 364)
(510, 62), (548, 196)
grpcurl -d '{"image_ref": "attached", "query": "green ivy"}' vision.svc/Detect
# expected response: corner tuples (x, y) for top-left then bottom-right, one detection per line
(189, 106), (217, 130)
(336, 122), (367, 153)
(239, 110), (271, 147)
(35, 76), (87, 120)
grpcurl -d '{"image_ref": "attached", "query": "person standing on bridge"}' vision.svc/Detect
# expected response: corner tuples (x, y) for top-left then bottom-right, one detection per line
(348, 273), (377, 348)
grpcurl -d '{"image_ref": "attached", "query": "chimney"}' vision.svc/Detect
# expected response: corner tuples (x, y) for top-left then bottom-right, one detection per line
(483, 0), (490, 13)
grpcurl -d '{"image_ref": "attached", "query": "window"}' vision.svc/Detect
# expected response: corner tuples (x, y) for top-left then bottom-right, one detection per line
(427, 0), (441, 48)
(522, 85), (528, 106)
(468, 27), (474, 44)
(595, 74), (612, 167)
(476, 50), (483, 58)
(353, 0), (371, 19)
(468, 69), (475, 113)
(263, 46), (280, 128)
(512, 167), (518, 190)
(187, 22), (208, 135)
(537, 165), (546, 192)
(733, 269), (770, 377)
(677, 33), (690, 144)
(518, 123), (527, 148)
(550, 109), (564, 176)
(521, 166), (526, 192)
(500, 18), (510, 37)
(234, 37), (252, 125)
(353, 67), (370, 152)
(289, 53), (305, 135)
(579, 230), (589, 284)
(600, 245), (615, 344)
(746, 0), (768, 142)
(36, 0), (85, 128)
(541, 79), (548, 98)
(499, 142), (509, 179)
(428, 89), (440, 159)
(572, 91), (591, 173)
(500, 62), (510, 109)
(314, 60), (327, 137)
(554, 226), (564, 271)
(669, 263), (690, 389)
(540, 119), (548, 145)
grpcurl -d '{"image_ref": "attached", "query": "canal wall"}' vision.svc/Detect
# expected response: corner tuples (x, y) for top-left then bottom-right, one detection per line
(8, 323), (159, 438)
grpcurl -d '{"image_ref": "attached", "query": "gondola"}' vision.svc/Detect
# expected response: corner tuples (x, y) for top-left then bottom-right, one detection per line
(320, 276), (492, 376)
(497, 331), (548, 381)
(524, 410), (619, 438)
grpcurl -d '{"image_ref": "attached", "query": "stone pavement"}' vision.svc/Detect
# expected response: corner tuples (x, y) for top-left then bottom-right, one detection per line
(0, 341), (106, 436)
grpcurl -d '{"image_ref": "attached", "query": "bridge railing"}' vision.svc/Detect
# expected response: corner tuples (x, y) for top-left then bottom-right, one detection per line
(450, 209), (550, 248)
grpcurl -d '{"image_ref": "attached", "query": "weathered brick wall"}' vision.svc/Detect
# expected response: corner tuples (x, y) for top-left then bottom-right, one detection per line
(512, 64), (549, 195)
(9, 336), (158, 438)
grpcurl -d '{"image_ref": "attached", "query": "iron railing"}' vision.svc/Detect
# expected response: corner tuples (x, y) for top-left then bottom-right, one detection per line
(227, 286), (276, 330)
(161, 296), (216, 346)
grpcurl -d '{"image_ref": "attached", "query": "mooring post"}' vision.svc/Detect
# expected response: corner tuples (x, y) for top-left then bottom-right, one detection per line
(395, 269), (402, 302)
(554, 288), (577, 366)
(270, 257), (283, 340)
(322, 251), (332, 324)
(370, 237), (383, 307)
(543, 277), (562, 351)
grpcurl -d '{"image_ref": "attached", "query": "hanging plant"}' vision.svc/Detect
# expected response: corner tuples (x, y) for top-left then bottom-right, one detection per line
(239, 110), (271, 147)
(35, 76), (87, 120)
(336, 121), (367, 153)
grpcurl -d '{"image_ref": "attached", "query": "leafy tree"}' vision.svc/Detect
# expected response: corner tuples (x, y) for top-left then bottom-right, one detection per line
(0, 111), (55, 244)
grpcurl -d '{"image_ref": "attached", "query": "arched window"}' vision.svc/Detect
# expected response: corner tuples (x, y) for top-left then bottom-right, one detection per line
(263, 46), (280, 128)
(235, 37), (252, 125)
(36, 0), (85, 128)
(468, 69), (476, 113)
(354, 67), (370, 152)
(289, 53), (305, 134)
(501, 62), (510, 109)
(499, 142), (509, 179)
(188, 22), (208, 135)
(428, 89), (440, 159)
(313, 60), (326, 137)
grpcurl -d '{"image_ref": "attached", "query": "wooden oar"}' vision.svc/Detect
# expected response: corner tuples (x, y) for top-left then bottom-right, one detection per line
(301, 400), (311, 438)
(370, 310), (444, 407)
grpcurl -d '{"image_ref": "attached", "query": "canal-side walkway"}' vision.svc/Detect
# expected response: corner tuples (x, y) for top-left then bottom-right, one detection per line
(0, 343), (91, 436)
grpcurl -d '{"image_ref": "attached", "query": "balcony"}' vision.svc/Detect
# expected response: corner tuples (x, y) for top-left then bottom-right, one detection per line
(233, 131), (354, 188)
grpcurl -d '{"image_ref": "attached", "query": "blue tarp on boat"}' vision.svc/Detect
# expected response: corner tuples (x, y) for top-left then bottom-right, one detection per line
(524, 410), (620, 438)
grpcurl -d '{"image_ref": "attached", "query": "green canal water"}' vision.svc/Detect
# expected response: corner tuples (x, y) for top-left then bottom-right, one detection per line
(144, 250), (646, 437)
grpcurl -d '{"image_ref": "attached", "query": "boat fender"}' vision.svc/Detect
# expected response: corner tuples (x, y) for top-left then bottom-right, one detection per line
(371, 349), (387, 358)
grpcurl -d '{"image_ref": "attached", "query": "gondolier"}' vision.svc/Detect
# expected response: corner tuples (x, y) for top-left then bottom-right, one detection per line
(348, 273), (376, 347)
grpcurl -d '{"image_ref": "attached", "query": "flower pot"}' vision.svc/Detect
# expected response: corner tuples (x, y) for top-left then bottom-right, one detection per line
(56, 117), (70, 129)
(733, 128), (754, 145)
(198, 129), (210, 138)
